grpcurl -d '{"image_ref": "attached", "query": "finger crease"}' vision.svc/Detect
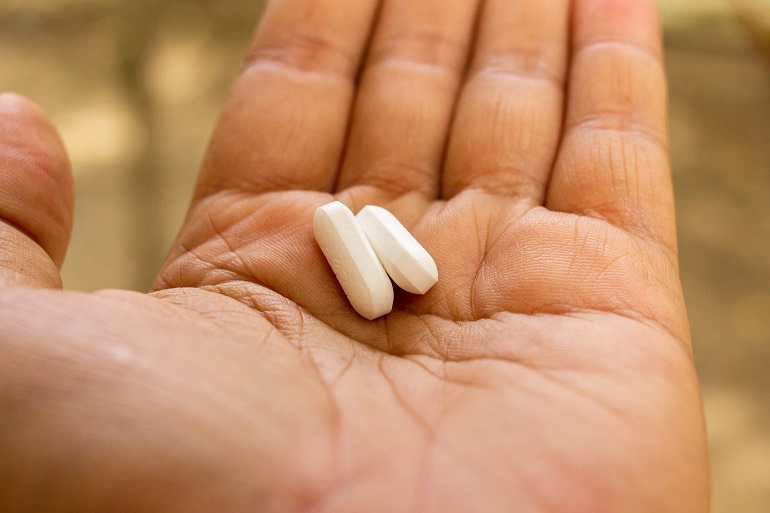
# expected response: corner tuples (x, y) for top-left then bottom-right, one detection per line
(568, 114), (668, 151)
(573, 38), (663, 66)
(244, 33), (359, 81)
(471, 53), (564, 91)
(366, 30), (468, 75)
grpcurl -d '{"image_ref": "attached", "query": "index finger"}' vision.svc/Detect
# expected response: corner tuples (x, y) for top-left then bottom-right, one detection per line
(193, 0), (379, 200)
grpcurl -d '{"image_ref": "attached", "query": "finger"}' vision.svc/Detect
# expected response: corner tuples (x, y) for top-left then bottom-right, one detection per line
(193, 0), (379, 199)
(441, 0), (569, 202)
(0, 94), (74, 288)
(335, 0), (478, 200)
(545, 0), (675, 251)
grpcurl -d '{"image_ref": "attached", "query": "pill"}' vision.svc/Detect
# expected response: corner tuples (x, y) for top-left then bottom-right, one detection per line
(313, 201), (394, 320)
(356, 205), (438, 295)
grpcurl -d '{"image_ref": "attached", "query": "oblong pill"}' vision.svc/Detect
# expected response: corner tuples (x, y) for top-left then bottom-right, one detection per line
(313, 201), (393, 320)
(356, 206), (438, 295)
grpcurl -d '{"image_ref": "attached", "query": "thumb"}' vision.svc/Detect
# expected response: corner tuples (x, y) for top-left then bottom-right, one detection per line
(0, 93), (74, 288)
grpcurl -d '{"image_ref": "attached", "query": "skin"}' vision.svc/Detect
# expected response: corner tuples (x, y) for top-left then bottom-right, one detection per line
(0, 0), (710, 511)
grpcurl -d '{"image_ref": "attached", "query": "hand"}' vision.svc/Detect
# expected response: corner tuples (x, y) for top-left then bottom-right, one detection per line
(0, 0), (709, 511)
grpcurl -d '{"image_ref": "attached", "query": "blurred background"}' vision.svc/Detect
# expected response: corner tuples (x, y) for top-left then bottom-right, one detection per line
(1, 0), (769, 510)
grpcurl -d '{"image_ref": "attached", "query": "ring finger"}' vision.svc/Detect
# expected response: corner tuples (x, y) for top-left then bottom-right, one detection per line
(442, 0), (570, 204)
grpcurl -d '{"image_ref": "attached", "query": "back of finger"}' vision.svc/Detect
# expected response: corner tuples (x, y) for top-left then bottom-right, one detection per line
(545, 0), (676, 253)
(194, 0), (379, 199)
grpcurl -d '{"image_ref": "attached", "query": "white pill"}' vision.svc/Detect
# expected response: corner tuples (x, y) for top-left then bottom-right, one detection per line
(356, 206), (438, 295)
(313, 201), (394, 320)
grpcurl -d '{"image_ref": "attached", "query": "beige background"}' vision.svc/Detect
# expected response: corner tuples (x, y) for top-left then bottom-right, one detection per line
(1, 0), (769, 510)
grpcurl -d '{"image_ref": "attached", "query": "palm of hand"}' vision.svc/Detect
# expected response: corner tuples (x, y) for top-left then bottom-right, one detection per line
(0, 1), (709, 512)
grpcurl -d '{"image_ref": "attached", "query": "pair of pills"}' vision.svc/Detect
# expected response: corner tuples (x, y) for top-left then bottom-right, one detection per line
(313, 202), (438, 320)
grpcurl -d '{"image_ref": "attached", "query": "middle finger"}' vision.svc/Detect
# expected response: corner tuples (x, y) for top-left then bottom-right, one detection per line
(335, 0), (480, 201)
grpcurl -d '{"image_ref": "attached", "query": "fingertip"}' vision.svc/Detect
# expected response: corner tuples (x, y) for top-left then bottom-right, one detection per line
(0, 92), (74, 275)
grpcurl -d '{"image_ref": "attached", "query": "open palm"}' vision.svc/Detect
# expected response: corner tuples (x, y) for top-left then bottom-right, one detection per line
(0, 0), (709, 512)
